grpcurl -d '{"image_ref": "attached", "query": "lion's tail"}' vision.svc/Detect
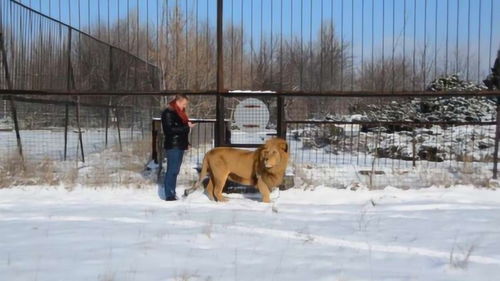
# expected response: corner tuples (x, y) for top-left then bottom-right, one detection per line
(197, 155), (209, 186)
(183, 155), (209, 197)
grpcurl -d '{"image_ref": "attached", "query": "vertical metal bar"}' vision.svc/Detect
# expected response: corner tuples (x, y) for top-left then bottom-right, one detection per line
(115, 106), (123, 152)
(412, 129), (416, 168)
(64, 27), (73, 160)
(445, 0), (449, 75)
(105, 98), (110, 148)
(7, 97), (22, 159)
(105, 46), (113, 147)
(0, 31), (23, 160)
(131, 103), (135, 141)
(66, 27), (72, 91)
(240, 0), (243, 89)
(217, 0), (223, 92)
(152, 119), (158, 163)
(64, 103), (68, 160)
(230, 0), (234, 89)
(65, 27), (83, 162)
(75, 96), (85, 162)
(403, 0), (406, 90)
(493, 98), (500, 179)
(215, 0), (224, 147)
(277, 96), (285, 138)
(466, 0), (471, 81)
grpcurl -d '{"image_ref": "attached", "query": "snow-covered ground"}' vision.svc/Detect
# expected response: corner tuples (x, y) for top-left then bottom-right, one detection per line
(1, 185), (500, 281)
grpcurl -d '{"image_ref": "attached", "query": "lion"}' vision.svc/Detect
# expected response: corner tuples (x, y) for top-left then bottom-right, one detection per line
(184, 138), (289, 203)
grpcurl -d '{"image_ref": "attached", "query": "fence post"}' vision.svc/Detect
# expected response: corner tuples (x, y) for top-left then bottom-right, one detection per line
(131, 103), (135, 141)
(215, 0), (225, 147)
(105, 98), (110, 148)
(277, 95), (286, 139)
(491, 50), (500, 179)
(0, 32), (23, 160)
(64, 27), (73, 160)
(412, 129), (416, 168)
(75, 96), (85, 162)
(63, 103), (69, 160)
(493, 98), (500, 179)
(115, 107), (123, 152)
(66, 28), (84, 162)
(152, 119), (158, 163)
(215, 94), (225, 147)
(106, 47), (113, 148)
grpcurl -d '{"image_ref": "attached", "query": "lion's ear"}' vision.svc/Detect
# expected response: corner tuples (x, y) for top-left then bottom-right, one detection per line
(280, 142), (288, 153)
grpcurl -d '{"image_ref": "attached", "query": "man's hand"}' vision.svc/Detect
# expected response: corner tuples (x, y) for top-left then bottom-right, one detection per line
(188, 122), (196, 128)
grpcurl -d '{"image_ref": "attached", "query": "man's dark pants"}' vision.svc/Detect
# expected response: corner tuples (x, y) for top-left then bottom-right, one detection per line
(163, 148), (184, 200)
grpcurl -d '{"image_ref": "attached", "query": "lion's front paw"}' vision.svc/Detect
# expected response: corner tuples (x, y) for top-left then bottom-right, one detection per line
(215, 195), (229, 202)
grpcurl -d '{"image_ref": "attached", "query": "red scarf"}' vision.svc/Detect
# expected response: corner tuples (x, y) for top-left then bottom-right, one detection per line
(169, 100), (189, 125)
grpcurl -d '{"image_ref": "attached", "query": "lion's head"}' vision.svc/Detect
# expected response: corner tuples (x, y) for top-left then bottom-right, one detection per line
(260, 138), (289, 169)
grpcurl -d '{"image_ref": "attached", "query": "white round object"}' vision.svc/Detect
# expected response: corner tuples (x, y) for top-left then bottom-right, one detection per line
(233, 98), (270, 132)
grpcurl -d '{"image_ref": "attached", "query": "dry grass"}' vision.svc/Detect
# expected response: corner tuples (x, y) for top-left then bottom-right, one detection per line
(1, 138), (154, 188)
(0, 153), (26, 188)
(449, 242), (476, 269)
(0, 154), (62, 188)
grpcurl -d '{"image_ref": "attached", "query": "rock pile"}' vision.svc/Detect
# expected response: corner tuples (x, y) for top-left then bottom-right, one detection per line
(351, 74), (495, 127)
(298, 75), (497, 162)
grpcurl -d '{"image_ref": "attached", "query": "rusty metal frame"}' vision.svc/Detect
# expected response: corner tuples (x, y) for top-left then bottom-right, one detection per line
(2, 89), (500, 97)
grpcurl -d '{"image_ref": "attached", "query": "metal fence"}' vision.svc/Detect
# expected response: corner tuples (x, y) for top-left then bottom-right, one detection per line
(1, 0), (500, 189)
(1, 90), (499, 188)
(6, 0), (498, 93)
(149, 90), (500, 189)
(0, 0), (160, 93)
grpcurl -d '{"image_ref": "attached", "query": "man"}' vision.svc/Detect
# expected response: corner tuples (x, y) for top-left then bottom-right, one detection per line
(161, 94), (195, 201)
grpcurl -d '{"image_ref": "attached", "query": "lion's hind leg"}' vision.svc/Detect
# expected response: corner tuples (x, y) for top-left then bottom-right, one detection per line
(212, 170), (230, 202)
(206, 177), (216, 201)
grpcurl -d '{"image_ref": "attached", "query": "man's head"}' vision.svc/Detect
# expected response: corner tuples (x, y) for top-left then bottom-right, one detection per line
(174, 94), (189, 110)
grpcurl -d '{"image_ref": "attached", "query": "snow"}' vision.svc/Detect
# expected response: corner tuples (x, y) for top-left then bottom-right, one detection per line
(1, 185), (500, 281)
(229, 90), (277, 94)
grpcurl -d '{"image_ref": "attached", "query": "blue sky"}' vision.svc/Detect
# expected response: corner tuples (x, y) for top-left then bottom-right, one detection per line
(15, 0), (500, 77)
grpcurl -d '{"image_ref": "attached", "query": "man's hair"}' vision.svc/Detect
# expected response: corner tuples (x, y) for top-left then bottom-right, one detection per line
(175, 94), (189, 101)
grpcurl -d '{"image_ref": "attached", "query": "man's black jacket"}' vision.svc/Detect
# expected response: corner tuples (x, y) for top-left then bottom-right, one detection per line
(161, 107), (190, 150)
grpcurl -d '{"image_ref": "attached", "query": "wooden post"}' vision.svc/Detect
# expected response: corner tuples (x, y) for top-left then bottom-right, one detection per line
(0, 32), (23, 160)
(215, 0), (225, 147)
